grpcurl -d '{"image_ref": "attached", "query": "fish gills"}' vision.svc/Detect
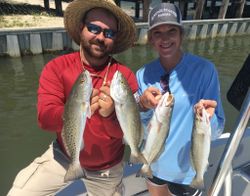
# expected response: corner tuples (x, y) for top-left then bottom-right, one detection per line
(190, 107), (211, 189)
(110, 71), (147, 165)
(61, 70), (92, 182)
(138, 92), (174, 178)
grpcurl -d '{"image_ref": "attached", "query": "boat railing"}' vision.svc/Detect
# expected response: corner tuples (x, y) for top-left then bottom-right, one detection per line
(209, 88), (250, 195)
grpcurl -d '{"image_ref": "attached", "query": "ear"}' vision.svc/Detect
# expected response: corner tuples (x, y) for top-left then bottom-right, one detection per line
(79, 23), (84, 33)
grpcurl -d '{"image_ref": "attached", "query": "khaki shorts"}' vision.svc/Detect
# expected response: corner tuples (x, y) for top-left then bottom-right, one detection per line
(7, 141), (124, 196)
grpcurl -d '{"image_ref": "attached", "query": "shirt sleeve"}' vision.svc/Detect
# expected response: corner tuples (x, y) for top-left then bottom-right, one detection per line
(37, 60), (65, 132)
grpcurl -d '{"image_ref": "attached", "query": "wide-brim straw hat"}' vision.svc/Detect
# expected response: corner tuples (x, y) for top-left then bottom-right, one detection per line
(64, 0), (136, 54)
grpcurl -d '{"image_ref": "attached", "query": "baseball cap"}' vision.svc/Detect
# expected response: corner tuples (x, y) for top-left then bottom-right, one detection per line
(148, 3), (182, 31)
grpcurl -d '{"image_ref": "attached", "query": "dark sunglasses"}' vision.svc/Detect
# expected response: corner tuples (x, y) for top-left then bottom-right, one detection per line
(86, 23), (117, 39)
(160, 73), (171, 94)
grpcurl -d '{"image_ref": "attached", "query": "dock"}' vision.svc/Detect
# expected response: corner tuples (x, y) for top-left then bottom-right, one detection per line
(0, 18), (249, 57)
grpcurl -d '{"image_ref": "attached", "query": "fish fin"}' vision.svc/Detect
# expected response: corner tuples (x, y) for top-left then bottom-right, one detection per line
(130, 152), (148, 165)
(129, 153), (139, 164)
(139, 139), (146, 151)
(80, 140), (84, 150)
(138, 126), (145, 149)
(153, 145), (165, 162)
(190, 175), (205, 190)
(146, 122), (152, 133)
(190, 151), (194, 169)
(61, 129), (70, 158)
(86, 102), (91, 119)
(136, 164), (152, 178)
(64, 162), (85, 182)
(139, 153), (148, 165)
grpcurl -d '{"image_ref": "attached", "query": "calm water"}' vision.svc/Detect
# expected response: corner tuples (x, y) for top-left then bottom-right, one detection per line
(0, 35), (249, 195)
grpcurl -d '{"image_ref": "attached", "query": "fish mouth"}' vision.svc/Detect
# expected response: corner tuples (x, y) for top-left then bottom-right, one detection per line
(167, 94), (174, 103)
(160, 92), (174, 107)
(113, 71), (119, 80)
(196, 108), (210, 125)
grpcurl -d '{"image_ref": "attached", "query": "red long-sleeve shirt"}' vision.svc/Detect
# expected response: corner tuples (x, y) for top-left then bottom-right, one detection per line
(37, 52), (138, 170)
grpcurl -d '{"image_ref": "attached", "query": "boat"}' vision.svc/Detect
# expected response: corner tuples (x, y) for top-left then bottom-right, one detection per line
(56, 128), (250, 196)
(56, 55), (250, 196)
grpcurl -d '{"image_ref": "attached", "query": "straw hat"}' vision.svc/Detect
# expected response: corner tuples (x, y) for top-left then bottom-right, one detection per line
(64, 0), (136, 54)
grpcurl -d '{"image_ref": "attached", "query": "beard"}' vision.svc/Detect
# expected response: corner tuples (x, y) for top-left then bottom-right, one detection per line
(80, 36), (113, 59)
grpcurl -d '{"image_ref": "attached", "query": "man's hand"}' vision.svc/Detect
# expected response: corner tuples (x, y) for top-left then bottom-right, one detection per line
(98, 82), (115, 117)
(90, 88), (100, 115)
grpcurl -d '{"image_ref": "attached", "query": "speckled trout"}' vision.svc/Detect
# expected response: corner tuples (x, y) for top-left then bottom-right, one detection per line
(110, 71), (147, 165)
(190, 107), (211, 189)
(137, 92), (174, 178)
(61, 70), (92, 182)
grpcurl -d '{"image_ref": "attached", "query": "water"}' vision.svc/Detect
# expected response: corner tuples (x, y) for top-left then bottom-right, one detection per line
(0, 35), (249, 195)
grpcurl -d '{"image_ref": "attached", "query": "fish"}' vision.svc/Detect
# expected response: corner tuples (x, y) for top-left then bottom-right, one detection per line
(137, 92), (174, 178)
(110, 70), (147, 165)
(190, 107), (212, 189)
(61, 70), (92, 182)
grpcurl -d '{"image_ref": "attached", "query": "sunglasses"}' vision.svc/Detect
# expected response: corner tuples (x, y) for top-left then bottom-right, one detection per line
(160, 73), (171, 94)
(86, 23), (117, 39)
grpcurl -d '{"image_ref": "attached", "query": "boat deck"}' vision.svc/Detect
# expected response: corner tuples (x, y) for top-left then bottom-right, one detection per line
(56, 127), (250, 196)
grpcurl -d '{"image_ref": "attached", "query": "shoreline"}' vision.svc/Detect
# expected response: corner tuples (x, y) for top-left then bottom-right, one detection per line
(1, 0), (67, 28)
(0, 0), (140, 28)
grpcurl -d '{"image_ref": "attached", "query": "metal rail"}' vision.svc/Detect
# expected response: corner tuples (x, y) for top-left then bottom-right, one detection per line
(209, 88), (250, 196)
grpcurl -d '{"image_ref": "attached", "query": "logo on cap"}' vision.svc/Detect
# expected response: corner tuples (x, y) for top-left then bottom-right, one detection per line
(151, 8), (177, 21)
(148, 3), (182, 30)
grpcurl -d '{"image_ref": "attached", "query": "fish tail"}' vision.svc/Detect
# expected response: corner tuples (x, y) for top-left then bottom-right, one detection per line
(136, 164), (153, 178)
(139, 153), (148, 165)
(130, 152), (148, 165)
(190, 175), (204, 190)
(129, 153), (139, 164)
(64, 162), (85, 182)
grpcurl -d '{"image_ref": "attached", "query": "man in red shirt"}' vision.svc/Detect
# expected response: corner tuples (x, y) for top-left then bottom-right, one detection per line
(7, 0), (138, 195)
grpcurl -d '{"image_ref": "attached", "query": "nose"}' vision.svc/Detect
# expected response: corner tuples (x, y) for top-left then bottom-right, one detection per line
(161, 32), (170, 41)
(161, 34), (171, 43)
(95, 31), (106, 41)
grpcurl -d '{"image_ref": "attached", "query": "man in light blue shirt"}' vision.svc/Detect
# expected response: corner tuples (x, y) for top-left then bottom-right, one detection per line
(136, 3), (225, 196)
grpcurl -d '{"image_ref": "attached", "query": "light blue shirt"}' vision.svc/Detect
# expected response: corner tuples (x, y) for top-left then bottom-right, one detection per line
(136, 52), (225, 184)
